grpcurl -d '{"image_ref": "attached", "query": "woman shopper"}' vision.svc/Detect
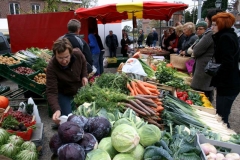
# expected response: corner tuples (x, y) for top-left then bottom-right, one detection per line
(191, 21), (214, 102)
(179, 22), (198, 57)
(210, 12), (240, 128)
(121, 33), (131, 57)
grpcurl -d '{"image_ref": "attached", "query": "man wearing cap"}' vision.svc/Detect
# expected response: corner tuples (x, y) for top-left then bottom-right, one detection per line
(106, 30), (118, 57)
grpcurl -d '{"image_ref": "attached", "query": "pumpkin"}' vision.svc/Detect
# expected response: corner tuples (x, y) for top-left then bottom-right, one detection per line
(0, 96), (9, 109)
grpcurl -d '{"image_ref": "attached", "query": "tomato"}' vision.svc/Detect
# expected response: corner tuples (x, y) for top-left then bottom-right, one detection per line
(185, 100), (193, 105)
(182, 94), (188, 101)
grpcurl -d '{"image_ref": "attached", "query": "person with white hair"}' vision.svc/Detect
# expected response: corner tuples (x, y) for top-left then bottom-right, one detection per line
(152, 28), (158, 47)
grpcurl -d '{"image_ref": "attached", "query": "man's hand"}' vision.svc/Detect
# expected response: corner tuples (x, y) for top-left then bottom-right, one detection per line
(52, 110), (61, 124)
(82, 77), (88, 86)
(180, 51), (185, 56)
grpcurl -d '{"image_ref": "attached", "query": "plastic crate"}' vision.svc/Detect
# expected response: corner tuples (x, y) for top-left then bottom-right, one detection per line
(8, 62), (37, 76)
(0, 53), (21, 66)
(195, 134), (240, 160)
(106, 57), (128, 68)
(26, 71), (46, 96)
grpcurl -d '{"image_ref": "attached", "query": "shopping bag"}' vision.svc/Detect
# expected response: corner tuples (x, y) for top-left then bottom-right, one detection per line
(170, 54), (191, 71)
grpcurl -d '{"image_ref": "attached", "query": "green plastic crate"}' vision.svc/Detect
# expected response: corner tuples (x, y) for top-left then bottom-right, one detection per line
(26, 71), (46, 96)
(106, 57), (128, 68)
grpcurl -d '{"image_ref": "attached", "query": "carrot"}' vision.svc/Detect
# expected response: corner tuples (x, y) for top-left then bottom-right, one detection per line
(156, 101), (163, 105)
(134, 99), (156, 115)
(142, 101), (158, 108)
(130, 81), (138, 96)
(127, 100), (151, 116)
(127, 83), (135, 96)
(142, 81), (158, 89)
(135, 86), (143, 95)
(137, 94), (158, 99)
(135, 80), (151, 95)
(146, 87), (159, 93)
(122, 103), (147, 116)
(156, 105), (164, 112)
(134, 95), (156, 104)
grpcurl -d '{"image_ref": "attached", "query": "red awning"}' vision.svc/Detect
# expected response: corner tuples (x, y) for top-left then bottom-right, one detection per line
(75, 1), (188, 24)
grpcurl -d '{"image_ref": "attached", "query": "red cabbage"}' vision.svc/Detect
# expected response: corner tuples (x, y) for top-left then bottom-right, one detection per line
(67, 114), (88, 128)
(77, 133), (98, 154)
(58, 143), (85, 160)
(49, 133), (63, 155)
(58, 121), (84, 143)
(84, 116), (111, 142)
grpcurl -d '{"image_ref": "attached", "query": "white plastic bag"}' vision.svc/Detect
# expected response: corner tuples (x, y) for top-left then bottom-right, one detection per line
(103, 57), (108, 67)
(28, 97), (41, 123)
(122, 58), (147, 76)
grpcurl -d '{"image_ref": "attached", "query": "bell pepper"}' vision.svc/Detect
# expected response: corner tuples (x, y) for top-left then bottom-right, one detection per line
(177, 91), (183, 98)
(185, 100), (193, 105)
(179, 97), (185, 101)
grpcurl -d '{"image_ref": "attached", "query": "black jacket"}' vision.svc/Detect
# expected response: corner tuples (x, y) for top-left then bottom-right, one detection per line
(63, 33), (93, 66)
(146, 33), (153, 46)
(211, 28), (240, 96)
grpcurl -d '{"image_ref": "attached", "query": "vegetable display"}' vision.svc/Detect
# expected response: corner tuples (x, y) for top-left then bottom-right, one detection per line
(0, 55), (21, 65)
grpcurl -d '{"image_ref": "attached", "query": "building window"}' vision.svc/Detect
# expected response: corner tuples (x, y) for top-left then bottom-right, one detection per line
(32, 4), (40, 14)
(9, 3), (20, 15)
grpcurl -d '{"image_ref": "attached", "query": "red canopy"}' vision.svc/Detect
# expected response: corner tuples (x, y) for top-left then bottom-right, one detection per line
(75, 1), (188, 24)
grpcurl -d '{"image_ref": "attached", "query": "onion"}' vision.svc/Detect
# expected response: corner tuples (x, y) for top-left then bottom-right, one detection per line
(207, 152), (217, 160)
(216, 153), (225, 160)
(225, 153), (240, 160)
(201, 143), (217, 155)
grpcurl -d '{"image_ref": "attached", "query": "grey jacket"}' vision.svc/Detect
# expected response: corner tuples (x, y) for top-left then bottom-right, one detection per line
(191, 30), (214, 91)
(181, 33), (198, 56)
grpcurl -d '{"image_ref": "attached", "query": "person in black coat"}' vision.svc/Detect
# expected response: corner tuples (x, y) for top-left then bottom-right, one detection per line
(211, 12), (240, 128)
(146, 32), (153, 47)
(121, 33), (131, 57)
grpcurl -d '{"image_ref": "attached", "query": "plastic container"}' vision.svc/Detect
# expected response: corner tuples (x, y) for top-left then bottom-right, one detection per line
(195, 134), (240, 160)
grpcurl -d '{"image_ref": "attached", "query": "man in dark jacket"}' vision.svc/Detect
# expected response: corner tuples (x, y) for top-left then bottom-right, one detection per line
(61, 19), (93, 73)
(137, 29), (144, 47)
(152, 28), (158, 47)
(106, 30), (118, 57)
(47, 38), (88, 125)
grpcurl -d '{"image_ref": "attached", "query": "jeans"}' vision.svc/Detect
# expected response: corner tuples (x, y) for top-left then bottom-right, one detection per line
(216, 94), (238, 128)
(92, 53), (100, 75)
(99, 50), (104, 74)
(153, 40), (157, 47)
(58, 93), (73, 116)
(109, 49), (116, 57)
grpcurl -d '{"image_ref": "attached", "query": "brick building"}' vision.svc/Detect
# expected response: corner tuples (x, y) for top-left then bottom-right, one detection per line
(0, 0), (82, 18)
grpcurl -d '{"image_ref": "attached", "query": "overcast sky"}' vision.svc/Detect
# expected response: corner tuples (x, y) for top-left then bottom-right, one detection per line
(96, 0), (198, 28)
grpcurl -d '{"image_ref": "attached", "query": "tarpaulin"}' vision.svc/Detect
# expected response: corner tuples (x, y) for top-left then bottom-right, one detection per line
(7, 11), (89, 52)
(75, 1), (188, 24)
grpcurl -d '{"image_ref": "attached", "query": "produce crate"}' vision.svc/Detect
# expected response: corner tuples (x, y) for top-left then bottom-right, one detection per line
(0, 53), (21, 66)
(26, 71), (46, 96)
(106, 57), (128, 68)
(7, 128), (33, 141)
(8, 62), (37, 76)
(191, 105), (216, 115)
(195, 134), (240, 160)
(1, 106), (36, 127)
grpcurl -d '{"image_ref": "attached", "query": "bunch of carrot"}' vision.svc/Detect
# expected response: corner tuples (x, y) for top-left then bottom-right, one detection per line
(127, 80), (160, 96)
(124, 80), (164, 128)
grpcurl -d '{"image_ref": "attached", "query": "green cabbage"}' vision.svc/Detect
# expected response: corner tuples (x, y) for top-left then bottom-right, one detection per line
(111, 124), (140, 153)
(86, 149), (111, 160)
(138, 124), (161, 147)
(98, 137), (118, 158)
(0, 128), (9, 145)
(112, 118), (135, 131)
(8, 135), (24, 146)
(0, 143), (20, 159)
(113, 153), (135, 160)
(129, 144), (144, 160)
(21, 141), (36, 151)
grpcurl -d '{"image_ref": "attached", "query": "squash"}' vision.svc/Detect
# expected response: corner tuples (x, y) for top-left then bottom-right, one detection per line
(0, 96), (9, 109)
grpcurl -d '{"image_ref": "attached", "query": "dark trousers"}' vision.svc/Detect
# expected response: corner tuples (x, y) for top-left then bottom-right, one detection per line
(109, 49), (116, 57)
(99, 50), (104, 74)
(216, 94), (238, 128)
(58, 93), (73, 116)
